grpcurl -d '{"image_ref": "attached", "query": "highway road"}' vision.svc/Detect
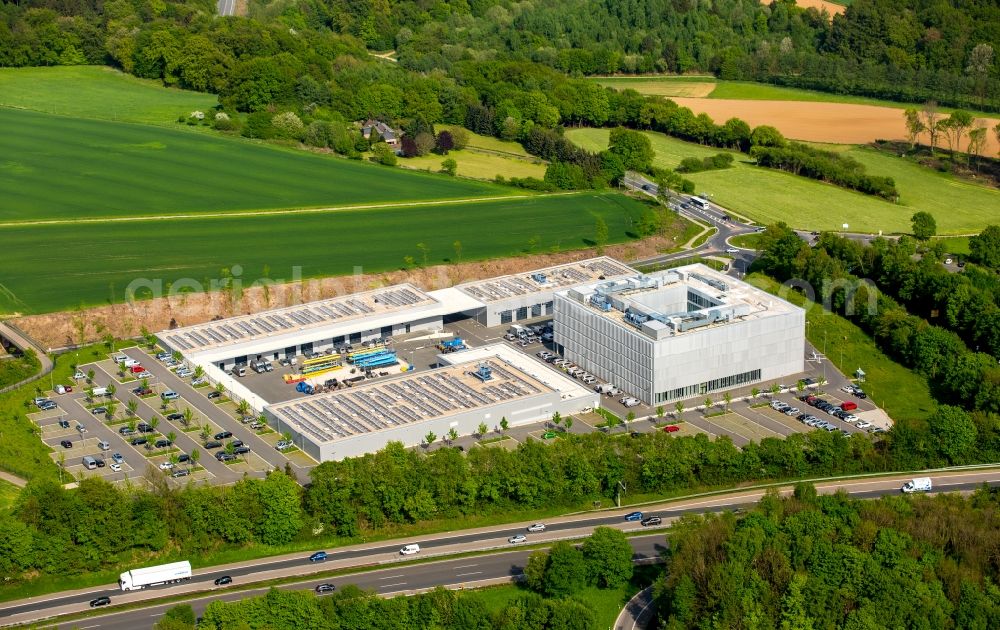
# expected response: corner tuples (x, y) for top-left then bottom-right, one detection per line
(46, 536), (668, 630)
(4, 469), (1000, 627)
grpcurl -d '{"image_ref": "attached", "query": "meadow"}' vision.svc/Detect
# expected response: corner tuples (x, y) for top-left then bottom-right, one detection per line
(0, 66), (218, 125)
(0, 107), (511, 222)
(0, 192), (649, 314)
(566, 128), (998, 235)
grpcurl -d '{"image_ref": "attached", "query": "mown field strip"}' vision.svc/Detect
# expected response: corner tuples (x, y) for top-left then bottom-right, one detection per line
(0, 193), (579, 228)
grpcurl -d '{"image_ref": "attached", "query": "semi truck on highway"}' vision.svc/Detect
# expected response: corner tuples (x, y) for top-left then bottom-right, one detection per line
(118, 561), (192, 591)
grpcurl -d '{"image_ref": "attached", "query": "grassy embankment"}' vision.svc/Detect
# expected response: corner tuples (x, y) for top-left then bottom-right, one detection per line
(566, 127), (999, 235)
(747, 273), (935, 422)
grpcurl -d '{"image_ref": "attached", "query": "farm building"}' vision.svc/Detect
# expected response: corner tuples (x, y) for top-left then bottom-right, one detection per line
(553, 264), (805, 405)
(265, 344), (596, 461)
(454, 257), (636, 327)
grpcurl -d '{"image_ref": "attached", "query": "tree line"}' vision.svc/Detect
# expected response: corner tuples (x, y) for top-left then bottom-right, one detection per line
(754, 224), (1000, 419)
(813, 226), (1000, 360)
(656, 484), (1000, 629)
(5, 391), (1000, 588)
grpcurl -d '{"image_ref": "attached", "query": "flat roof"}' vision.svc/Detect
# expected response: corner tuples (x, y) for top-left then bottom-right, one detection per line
(456, 256), (636, 303)
(561, 264), (799, 339)
(267, 356), (553, 447)
(161, 284), (436, 354)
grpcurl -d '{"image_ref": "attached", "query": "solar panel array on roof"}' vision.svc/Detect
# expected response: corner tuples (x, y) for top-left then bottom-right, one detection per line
(460, 258), (636, 302)
(160, 285), (435, 353)
(273, 361), (547, 445)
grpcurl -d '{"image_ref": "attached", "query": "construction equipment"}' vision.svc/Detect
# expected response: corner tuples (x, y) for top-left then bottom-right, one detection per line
(437, 337), (466, 353)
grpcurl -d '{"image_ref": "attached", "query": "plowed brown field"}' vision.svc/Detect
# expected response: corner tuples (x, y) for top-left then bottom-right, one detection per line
(672, 97), (1000, 156)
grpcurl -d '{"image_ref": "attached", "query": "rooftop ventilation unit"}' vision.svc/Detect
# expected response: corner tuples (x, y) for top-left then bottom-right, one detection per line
(472, 363), (493, 382)
(531, 273), (548, 284)
(589, 294), (612, 312)
(624, 309), (649, 328)
(691, 273), (729, 292)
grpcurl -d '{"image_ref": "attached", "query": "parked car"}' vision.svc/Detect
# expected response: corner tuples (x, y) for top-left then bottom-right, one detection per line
(161, 391), (180, 401)
(111, 452), (124, 464)
(171, 469), (190, 478)
(58, 419), (70, 429)
(138, 422), (155, 433)
(641, 516), (662, 527)
(166, 413), (184, 421)
(177, 453), (190, 463)
(527, 523), (546, 532)
(132, 387), (153, 396)
(624, 511), (643, 522)
(60, 439), (72, 449)
(154, 439), (172, 448)
(214, 431), (233, 440)
(214, 576), (232, 586)
(91, 406), (107, 415)
(309, 551), (328, 562)
(233, 446), (251, 455)
(216, 452), (236, 462)
(109, 462), (122, 472)
(89, 596), (111, 608)
(130, 437), (147, 446)
(204, 440), (223, 449)
(276, 440), (293, 451)
(207, 391), (222, 399)
(663, 425), (680, 433)
(159, 461), (174, 471)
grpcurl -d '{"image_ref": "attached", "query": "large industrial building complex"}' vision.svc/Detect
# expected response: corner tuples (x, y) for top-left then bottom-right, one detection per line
(157, 258), (805, 462)
(554, 266), (804, 405)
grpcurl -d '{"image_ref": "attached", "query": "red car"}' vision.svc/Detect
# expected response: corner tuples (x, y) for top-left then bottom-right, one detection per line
(129, 365), (145, 374)
(663, 425), (680, 433)
(840, 401), (858, 412)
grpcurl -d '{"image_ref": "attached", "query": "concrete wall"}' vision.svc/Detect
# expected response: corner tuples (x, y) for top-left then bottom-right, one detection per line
(265, 389), (596, 461)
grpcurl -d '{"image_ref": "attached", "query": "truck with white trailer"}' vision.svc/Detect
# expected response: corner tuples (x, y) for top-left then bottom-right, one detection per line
(118, 560), (192, 591)
(901, 477), (932, 493)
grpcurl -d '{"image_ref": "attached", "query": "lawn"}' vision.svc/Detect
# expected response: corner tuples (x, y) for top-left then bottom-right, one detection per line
(0, 107), (511, 222)
(0, 66), (218, 125)
(933, 236), (971, 255)
(473, 583), (638, 628)
(437, 124), (534, 157)
(0, 479), (20, 512)
(400, 150), (546, 180)
(0, 191), (651, 314)
(591, 75), (717, 98)
(747, 273), (936, 422)
(566, 128), (999, 235)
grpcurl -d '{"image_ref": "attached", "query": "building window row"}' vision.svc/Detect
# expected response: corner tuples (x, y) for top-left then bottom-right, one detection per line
(655, 368), (762, 403)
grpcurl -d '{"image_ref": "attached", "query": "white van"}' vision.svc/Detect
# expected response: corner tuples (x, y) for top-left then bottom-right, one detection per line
(82, 456), (98, 470)
(399, 544), (420, 556)
(901, 478), (932, 493)
(92, 387), (109, 397)
(98, 440), (110, 451)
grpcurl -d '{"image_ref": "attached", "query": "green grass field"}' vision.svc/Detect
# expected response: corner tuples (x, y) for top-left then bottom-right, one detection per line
(566, 128), (998, 235)
(0, 191), (649, 314)
(0, 66), (218, 125)
(473, 583), (637, 628)
(1, 107), (513, 222)
(748, 274), (935, 422)
(592, 75), (717, 98)
(400, 150), (546, 180)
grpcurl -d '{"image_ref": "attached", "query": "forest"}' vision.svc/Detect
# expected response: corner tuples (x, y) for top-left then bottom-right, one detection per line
(655, 484), (1000, 629)
(1, 0), (997, 113)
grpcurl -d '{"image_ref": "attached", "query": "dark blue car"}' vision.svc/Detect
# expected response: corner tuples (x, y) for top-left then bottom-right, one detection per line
(624, 511), (643, 522)
(309, 551), (328, 562)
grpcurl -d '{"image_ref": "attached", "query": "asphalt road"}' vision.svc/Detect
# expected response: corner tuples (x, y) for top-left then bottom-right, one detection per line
(216, 0), (235, 17)
(51, 537), (669, 630)
(5, 471), (1000, 627)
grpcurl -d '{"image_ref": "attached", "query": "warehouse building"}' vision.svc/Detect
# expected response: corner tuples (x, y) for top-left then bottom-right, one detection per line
(264, 344), (596, 461)
(554, 264), (805, 405)
(157, 283), (483, 372)
(455, 257), (636, 327)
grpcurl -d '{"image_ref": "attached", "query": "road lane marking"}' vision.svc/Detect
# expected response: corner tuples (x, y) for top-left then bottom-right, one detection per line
(452, 564), (478, 569)
(378, 575), (405, 580)
(379, 582), (407, 588)
(456, 571), (482, 577)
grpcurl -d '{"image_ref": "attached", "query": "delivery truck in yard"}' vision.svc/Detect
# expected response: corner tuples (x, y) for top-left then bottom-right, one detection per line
(119, 560), (192, 591)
